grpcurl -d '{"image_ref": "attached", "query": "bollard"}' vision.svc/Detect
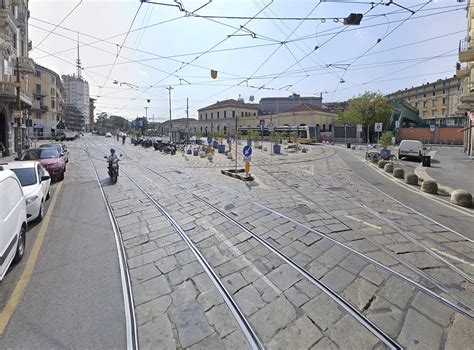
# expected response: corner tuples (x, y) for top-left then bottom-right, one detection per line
(450, 189), (473, 208)
(378, 160), (388, 169)
(393, 168), (404, 179)
(384, 163), (394, 173)
(421, 180), (438, 194)
(405, 173), (418, 185)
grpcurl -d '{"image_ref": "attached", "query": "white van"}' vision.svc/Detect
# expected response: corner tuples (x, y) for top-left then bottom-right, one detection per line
(0, 169), (27, 281)
(398, 140), (423, 161)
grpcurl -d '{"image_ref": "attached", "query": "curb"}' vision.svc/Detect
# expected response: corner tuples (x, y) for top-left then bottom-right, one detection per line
(414, 166), (454, 195)
(221, 169), (254, 181)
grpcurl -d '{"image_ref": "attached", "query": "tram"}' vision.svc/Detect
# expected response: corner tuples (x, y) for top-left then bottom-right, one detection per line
(237, 125), (320, 144)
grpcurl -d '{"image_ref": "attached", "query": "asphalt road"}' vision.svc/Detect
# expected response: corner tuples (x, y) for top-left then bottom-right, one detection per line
(0, 147), (127, 348)
(335, 147), (474, 240)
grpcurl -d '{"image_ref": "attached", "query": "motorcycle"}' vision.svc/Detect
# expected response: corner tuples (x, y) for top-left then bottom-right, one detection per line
(104, 156), (121, 184)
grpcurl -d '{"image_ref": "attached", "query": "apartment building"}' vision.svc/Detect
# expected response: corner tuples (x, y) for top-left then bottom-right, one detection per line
(0, 0), (34, 156)
(456, 5), (474, 155)
(386, 76), (463, 125)
(28, 64), (65, 137)
(260, 93), (322, 114)
(62, 74), (90, 131)
(197, 98), (259, 135)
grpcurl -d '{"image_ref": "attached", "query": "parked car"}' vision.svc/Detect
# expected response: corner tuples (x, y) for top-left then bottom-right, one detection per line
(64, 131), (77, 141)
(0, 169), (27, 281)
(18, 148), (66, 181)
(105, 132), (112, 138)
(0, 161), (51, 222)
(398, 140), (423, 161)
(40, 142), (69, 163)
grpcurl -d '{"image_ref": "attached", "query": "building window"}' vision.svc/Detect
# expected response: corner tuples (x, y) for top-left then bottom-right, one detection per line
(442, 98), (446, 105)
(205, 113), (207, 119)
(217, 124), (220, 131)
(223, 126), (227, 133)
(232, 110), (235, 118)
(35, 112), (41, 119)
(241, 112), (243, 117)
(36, 84), (41, 94)
(253, 113), (256, 116)
(431, 110), (435, 117)
(211, 112), (213, 119)
(422, 111), (426, 117)
(423, 101), (426, 108)
(328, 124), (332, 132)
(224, 111), (227, 118)
(423, 93), (426, 98)
(217, 111), (219, 119)
(432, 91), (435, 96)
(442, 108), (446, 116)
(432, 98), (435, 106)
(51, 98), (56, 108)
(35, 70), (41, 77)
(415, 102), (418, 108)
(200, 114), (202, 120)
(442, 89), (446, 94)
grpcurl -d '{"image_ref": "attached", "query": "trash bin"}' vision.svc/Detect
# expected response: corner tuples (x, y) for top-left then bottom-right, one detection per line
(346, 143), (351, 149)
(422, 155), (431, 167)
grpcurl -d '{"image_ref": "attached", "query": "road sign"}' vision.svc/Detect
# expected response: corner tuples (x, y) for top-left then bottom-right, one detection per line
(243, 145), (252, 157)
(344, 121), (350, 128)
(395, 120), (400, 129)
(374, 122), (383, 132)
(259, 119), (265, 126)
(356, 124), (362, 132)
(430, 124), (436, 132)
(207, 137), (212, 144)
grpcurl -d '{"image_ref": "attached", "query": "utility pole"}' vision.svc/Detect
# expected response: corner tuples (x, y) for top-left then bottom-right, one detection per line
(144, 106), (148, 121)
(186, 97), (189, 147)
(15, 57), (22, 154)
(235, 113), (238, 172)
(166, 85), (173, 141)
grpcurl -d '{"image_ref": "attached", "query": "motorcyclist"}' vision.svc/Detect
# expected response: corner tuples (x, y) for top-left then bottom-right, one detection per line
(107, 148), (120, 172)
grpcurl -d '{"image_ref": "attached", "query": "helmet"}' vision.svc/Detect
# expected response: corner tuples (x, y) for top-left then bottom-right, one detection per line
(110, 148), (116, 154)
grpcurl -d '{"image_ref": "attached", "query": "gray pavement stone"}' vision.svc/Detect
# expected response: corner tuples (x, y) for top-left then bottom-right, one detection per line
(170, 301), (214, 348)
(175, 249), (196, 265)
(217, 256), (250, 277)
(234, 284), (266, 315)
(127, 248), (167, 269)
(123, 233), (150, 249)
(138, 314), (176, 350)
(171, 279), (199, 305)
(129, 263), (162, 285)
(169, 261), (204, 285)
(267, 264), (302, 291)
(253, 277), (280, 303)
(398, 308), (444, 350)
(154, 255), (179, 274)
(222, 330), (251, 350)
(295, 279), (321, 299)
(188, 333), (226, 350)
(310, 337), (338, 350)
(320, 266), (355, 293)
(136, 295), (172, 326)
(327, 315), (380, 349)
(197, 290), (223, 312)
(249, 296), (297, 342)
(412, 292), (455, 327)
(339, 253), (369, 275)
(268, 316), (323, 350)
(284, 286), (310, 308)
(366, 251), (399, 267)
(360, 264), (389, 286)
(302, 293), (342, 331)
(206, 303), (239, 337)
(445, 314), (474, 350)
(318, 245), (351, 269)
(222, 272), (248, 294)
(367, 296), (404, 339)
(378, 277), (414, 309)
(133, 275), (172, 306)
(192, 272), (214, 293)
(342, 278), (378, 310)
(306, 260), (329, 279)
(126, 241), (158, 259)
(241, 267), (260, 284)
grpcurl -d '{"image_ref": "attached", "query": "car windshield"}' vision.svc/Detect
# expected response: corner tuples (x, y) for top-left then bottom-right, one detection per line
(10, 168), (37, 187)
(21, 149), (60, 160)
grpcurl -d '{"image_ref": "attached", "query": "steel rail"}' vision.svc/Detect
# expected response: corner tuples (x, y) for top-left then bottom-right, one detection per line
(84, 143), (139, 350)
(119, 167), (264, 350)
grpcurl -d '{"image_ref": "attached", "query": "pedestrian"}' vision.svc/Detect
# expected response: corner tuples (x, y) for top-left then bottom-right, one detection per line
(0, 142), (5, 157)
(23, 135), (32, 150)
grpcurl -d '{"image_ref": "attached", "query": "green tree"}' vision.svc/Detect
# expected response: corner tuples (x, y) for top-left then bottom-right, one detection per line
(338, 91), (392, 127)
(379, 132), (392, 149)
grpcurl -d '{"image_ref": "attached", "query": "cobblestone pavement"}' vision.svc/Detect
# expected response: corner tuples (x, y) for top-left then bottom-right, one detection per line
(77, 136), (473, 349)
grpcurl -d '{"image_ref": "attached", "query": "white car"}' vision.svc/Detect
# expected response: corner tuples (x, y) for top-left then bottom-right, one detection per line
(0, 169), (27, 281)
(398, 140), (423, 161)
(0, 161), (51, 222)
(105, 132), (112, 138)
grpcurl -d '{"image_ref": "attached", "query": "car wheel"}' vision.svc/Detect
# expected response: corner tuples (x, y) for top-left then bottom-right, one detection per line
(46, 188), (51, 200)
(13, 225), (26, 263)
(59, 170), (65, 181)
(64, 165), (66, 173)
(36, 200), (44, 222)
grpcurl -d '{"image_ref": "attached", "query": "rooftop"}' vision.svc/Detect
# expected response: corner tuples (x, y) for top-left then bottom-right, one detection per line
(198, 99), (258, 112)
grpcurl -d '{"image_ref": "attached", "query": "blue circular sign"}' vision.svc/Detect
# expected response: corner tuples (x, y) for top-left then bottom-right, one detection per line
(207, 137), (212, 144)
(243, 145), (252, 157)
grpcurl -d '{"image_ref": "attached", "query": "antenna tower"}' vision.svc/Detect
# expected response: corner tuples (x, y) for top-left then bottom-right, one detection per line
(76, 31), (82, 78)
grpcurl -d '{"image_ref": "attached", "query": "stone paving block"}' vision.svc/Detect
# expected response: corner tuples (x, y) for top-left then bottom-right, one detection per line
(284, 286), (310, 308)
(197, 290), (223, 312)
(234, 284), (266, 315)
(128, 248), (167, 269)
(175, 249), (196, 265)
(378, 277), (414, 309)
(360, 265), (389, 286)
(206, 303), (239, 337)
(192, 272), (214, 293)
(302, 293), (342, 331)
(138, 314), (175, 350)
(164, 241), (189, 255)
(241, 267), (261, 284)
(267, 264), (302, 292)
(188, 333), (225, 350)
(345, 239), (379, 254)
(216, 256), (249, 277)
(171, 279), (199, 305)
(148, 227), (176, 240)
(154, 233), (183, 248)
(136, 295), (172, 326)
(222, 272), (248, 294)
(310, 337), (338, 350)
(253, 277), (280, 303)
(129, 263), (162, 285)
(320, 266), (355, 293)
(398, 308), (443, 350)
(317, 245), (350, 268)
(169, 261), (204, 285)
(170, 301), (214, 348)
(202, 246), (234, 267)
(268, 315), (323, 350)
(327, 315), (380, 349)
(292, 252), (314, 267)
(133, 275), (172, 306)
(396, 251), (444, 270)
(412, 292), (455, 327)
(249, 296), (297, 342)
(126, 241), (158, 259)
(154, 255), (179, 274)
(366, 296), (404, 339)
(122, 226), (150, 241)
(123, 233), (150, 249)
(445, 314), (474, 350)
(295, 279), (321, 299)
(339, 253), (369, 275)
(222, 330), (251, 350)
(341, 278), (378, 310)
(366, 251), (399, 267)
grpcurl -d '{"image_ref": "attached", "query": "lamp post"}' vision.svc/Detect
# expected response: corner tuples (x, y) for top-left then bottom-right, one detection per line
(166, 85), (173, 141)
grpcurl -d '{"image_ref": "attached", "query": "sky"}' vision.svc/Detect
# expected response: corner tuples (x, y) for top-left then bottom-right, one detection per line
(28, 0), (467, 122)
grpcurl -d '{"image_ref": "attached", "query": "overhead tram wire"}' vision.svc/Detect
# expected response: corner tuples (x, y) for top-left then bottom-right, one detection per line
(34, 0), (83, 49)
(98, 2), (143, 99)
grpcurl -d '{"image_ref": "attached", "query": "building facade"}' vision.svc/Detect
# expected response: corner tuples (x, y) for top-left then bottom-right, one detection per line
(62, 74), (89, 131)
(197, 99), (260, 136)
(387, 76), (463, 125)
(160, 118), (198, 142)
(0, 0), (34, 156)
(456, 5), (474, 155)
(89, 97), (95, 130)
(259, 93), (322, 114)
(28, 64), (65, 137)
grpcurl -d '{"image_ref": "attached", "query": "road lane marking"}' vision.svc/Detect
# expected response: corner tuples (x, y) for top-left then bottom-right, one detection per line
(0, 181), (64, 335)
(345, 215), (382, 230)
(431, 248), (474, 268)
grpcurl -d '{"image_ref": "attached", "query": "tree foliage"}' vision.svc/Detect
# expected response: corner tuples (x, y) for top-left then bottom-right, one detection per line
(338, 92), (392, 127)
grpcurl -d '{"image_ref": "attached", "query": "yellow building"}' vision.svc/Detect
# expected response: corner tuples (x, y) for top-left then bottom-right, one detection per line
(197, 99), (259, 135)
(28, 64), (65, 137)
(387, 76), (462, 123)
(457, 5), (474, 156)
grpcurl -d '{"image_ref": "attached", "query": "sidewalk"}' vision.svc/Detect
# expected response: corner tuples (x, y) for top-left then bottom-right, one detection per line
(415, 146), (474, 194)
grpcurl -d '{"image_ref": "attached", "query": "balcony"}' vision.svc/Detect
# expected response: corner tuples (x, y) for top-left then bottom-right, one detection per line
(459, 38), (474, 62)
(17, 56), (34, 74)
(16, 12), (25, 28)
(456, 62), (470, 78)
(459, 91), (474, 104)
(0, 5), (16, 31)
(40, 104), (49, 111)
(33, 89), (48, 97)
(0, 81), (32, 107)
